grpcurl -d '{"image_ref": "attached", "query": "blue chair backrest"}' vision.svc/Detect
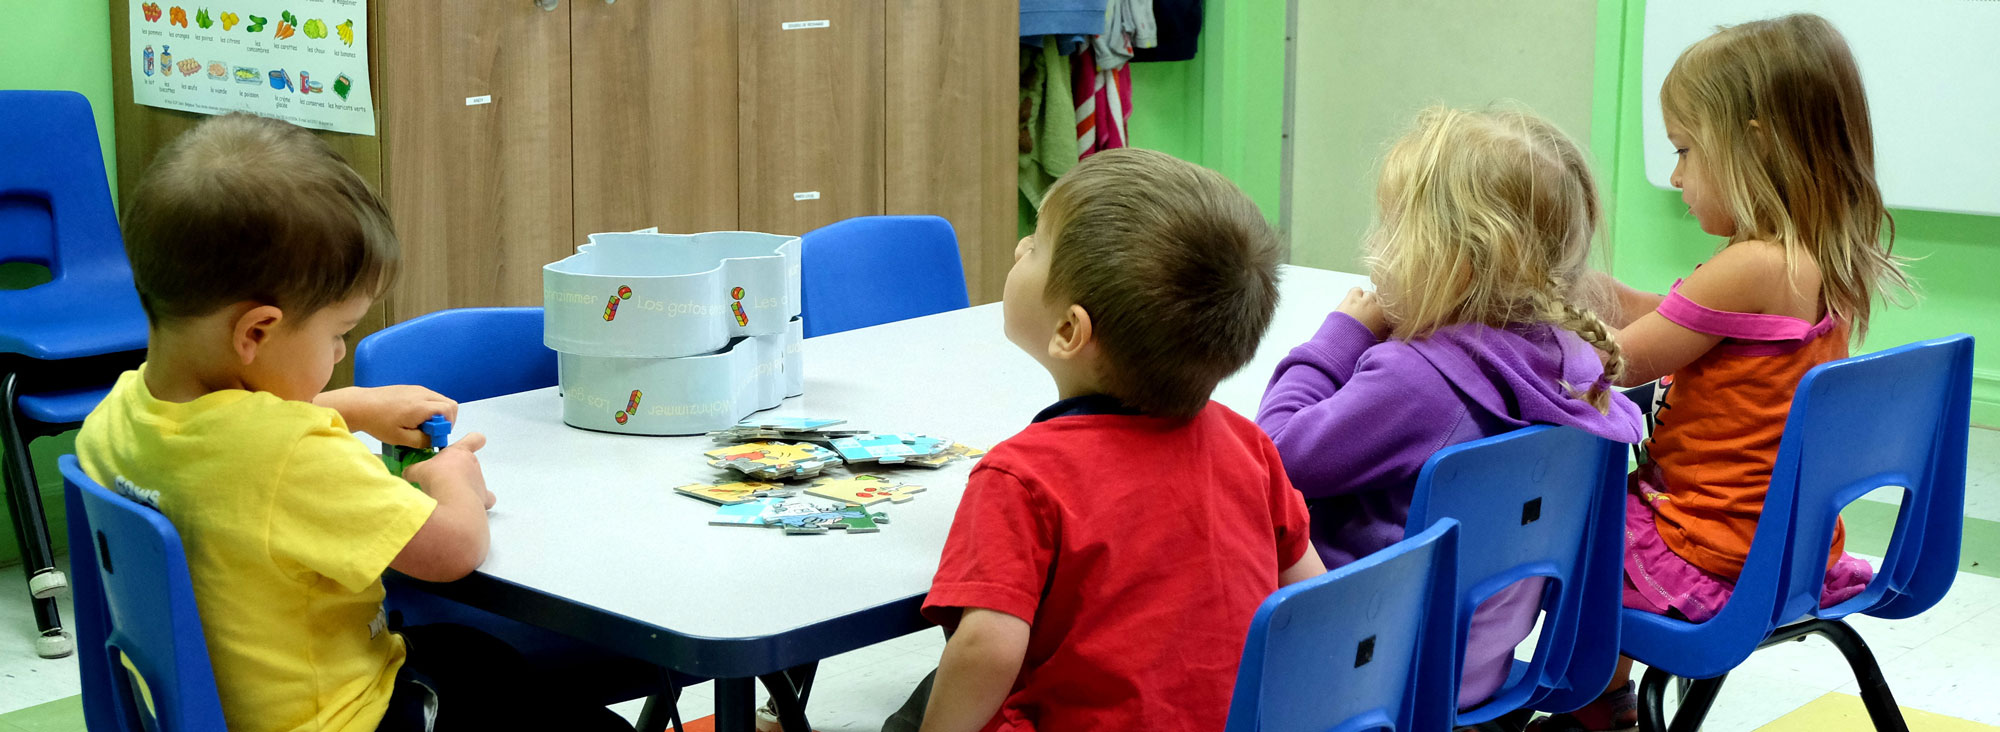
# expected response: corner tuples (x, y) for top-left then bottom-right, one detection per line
(1408, 425), (1628, 720)
(1773, 335), (1972, 623)
(1619, 335), (1974, 679)
(354, 307), (558, 402)
(799, 215), (970, 338)
(58, 455), (228, 732)
(0, 90), (126, 281)
(1226, 520), (1460, 732)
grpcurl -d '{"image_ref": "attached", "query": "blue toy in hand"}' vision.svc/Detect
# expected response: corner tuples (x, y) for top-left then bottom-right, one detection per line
(385, 415), (453, 477)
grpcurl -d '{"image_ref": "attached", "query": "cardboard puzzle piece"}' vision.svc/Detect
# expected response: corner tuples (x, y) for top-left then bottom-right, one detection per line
(828, 434), (953, 465)
(900, 443), (988, 470)
(739, 417), (845, 431)
(804, 474), (928, 507)
(708, 426), (866, 445)
(709, 499), (777, 527)
(706, 494), (891, 535)
(757, 496), (863, 529)
(705, 441), (843, 481)
(674, 480), (782, 505)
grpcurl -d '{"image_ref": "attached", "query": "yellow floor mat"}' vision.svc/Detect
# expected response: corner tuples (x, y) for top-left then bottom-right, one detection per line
(1755, 693), (1997, 731)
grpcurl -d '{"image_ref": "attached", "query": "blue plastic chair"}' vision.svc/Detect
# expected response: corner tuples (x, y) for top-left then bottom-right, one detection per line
(1408, 425), (1631, 725)
(354, 307), (558, 402)
(1226, 520), (1461, 732)
(1622, 335), (1973, 732)
(58, 454), (228, 732)
(1, 90), (150, 657)
(799, 215), (970, 338)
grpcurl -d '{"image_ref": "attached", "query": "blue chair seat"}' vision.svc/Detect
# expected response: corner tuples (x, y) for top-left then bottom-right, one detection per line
(18, 384), (113, 425)
(0, 276), (148, 361)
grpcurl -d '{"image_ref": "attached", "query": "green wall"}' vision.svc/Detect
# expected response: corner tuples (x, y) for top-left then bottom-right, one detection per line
(1122, 0), (1289, 222)
(0, 1), (117, 192)
(0, 1), (117, 564)
(1029, 0), (1288, 237)
(1594, 0), (2000, 426)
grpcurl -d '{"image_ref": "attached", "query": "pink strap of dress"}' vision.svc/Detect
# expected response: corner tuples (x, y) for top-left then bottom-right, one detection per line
(1655, 280), (1837, 356)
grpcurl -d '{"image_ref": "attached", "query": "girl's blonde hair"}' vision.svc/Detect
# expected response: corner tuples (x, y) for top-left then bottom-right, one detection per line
(1661, 13), (1912, 339)
(1367, 106), (1624, 412)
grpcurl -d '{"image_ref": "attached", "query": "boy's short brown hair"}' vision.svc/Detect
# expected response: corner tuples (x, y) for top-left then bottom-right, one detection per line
(122, 112), (397, 323)
(1039, 148), (1280, 419)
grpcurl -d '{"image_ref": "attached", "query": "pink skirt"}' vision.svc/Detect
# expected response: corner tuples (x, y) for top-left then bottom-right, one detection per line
(1622, 473), (1874, 622)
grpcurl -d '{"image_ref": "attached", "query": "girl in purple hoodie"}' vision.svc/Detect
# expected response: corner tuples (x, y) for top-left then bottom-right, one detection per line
(1258, 107), (1645, 731)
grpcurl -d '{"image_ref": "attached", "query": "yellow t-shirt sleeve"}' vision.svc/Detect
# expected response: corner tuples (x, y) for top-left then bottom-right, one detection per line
(269, 427), (438, 593)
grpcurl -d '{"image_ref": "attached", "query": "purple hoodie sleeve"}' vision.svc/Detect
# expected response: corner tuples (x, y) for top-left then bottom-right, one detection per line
(1257, 313), (1473, 500)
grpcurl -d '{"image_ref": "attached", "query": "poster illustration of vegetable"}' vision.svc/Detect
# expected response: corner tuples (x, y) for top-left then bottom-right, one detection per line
(132, 0), (373, 136)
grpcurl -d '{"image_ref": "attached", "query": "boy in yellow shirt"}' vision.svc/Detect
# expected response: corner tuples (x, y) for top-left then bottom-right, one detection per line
(76, 113), (629, 732)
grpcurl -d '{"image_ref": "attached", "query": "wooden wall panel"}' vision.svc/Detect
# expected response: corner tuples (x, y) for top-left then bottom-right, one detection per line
(570, 0), (739, 239)
(375, 0), (573, 322)
(737, 0), (886, 236)
(885, 0), (1019, 305)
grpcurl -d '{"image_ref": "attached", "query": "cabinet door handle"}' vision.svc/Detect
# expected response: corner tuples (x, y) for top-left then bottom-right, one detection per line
(535, 0), (559, 10)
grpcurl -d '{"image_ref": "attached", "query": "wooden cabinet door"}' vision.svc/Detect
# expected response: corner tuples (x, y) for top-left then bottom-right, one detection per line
(885, 0), (1017, 305)
(569, 0), (739, 239)
(738, 0), (886, 235)
(375, 0), (573, 321)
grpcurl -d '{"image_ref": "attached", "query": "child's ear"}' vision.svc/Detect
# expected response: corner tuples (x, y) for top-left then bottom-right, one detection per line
(1745, 118), (1773, 158)
(1048, 304), (1094, 362)
(232, 304), (286, 365)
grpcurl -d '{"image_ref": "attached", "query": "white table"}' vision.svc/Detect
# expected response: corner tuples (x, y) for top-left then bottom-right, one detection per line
(404, 265), (1370, 729)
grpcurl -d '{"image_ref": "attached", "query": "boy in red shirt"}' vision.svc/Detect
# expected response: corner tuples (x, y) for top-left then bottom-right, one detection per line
(914, 149), (1325, 732)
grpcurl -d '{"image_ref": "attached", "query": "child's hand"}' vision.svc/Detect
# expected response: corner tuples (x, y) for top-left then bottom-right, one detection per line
(317, 385), (459, 448)
(1336, 287), (1390, 339)
(404, 432), (497, 509)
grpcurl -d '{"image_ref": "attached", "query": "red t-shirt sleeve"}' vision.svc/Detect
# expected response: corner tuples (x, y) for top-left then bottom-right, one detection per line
(923, 465), (1057, 628)
(1264, 439), (1313, 570)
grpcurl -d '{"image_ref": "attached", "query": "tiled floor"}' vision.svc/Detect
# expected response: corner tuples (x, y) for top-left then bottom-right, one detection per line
(6, 428), (2000, 731)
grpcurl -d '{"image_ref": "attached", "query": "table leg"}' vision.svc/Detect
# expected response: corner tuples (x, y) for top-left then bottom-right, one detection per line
(713, 677), (758, 732)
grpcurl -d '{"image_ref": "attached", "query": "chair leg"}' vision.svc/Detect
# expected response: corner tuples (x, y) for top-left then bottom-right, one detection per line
(1637, 666), (1727, 732)
(637, 683), (685, 732)
(1, 371), (70, 658)
(1763, 619), (1909, 732)
(759, 662), (818, 732)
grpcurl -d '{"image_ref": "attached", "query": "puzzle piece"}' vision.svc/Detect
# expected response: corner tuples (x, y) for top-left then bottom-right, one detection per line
(709, 499), (777, 527)
(805, 474), (927, 507)
(705, 441), (844, 481)
(829, 510), (881, 534)
(738, 416), (846, 431)
(758, 496), (863, 529)
(674, 480), (780, 505)
(900, 443), (987, 470)
(708, 426), (867, 445)
(828, 434), (953, 465)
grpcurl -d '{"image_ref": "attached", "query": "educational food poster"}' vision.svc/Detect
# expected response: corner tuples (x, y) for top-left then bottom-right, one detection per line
(129, 0), (374, 136)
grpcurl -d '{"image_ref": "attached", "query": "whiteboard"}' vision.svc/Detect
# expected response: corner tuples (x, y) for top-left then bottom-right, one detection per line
(1641, 1), (2000, 217)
